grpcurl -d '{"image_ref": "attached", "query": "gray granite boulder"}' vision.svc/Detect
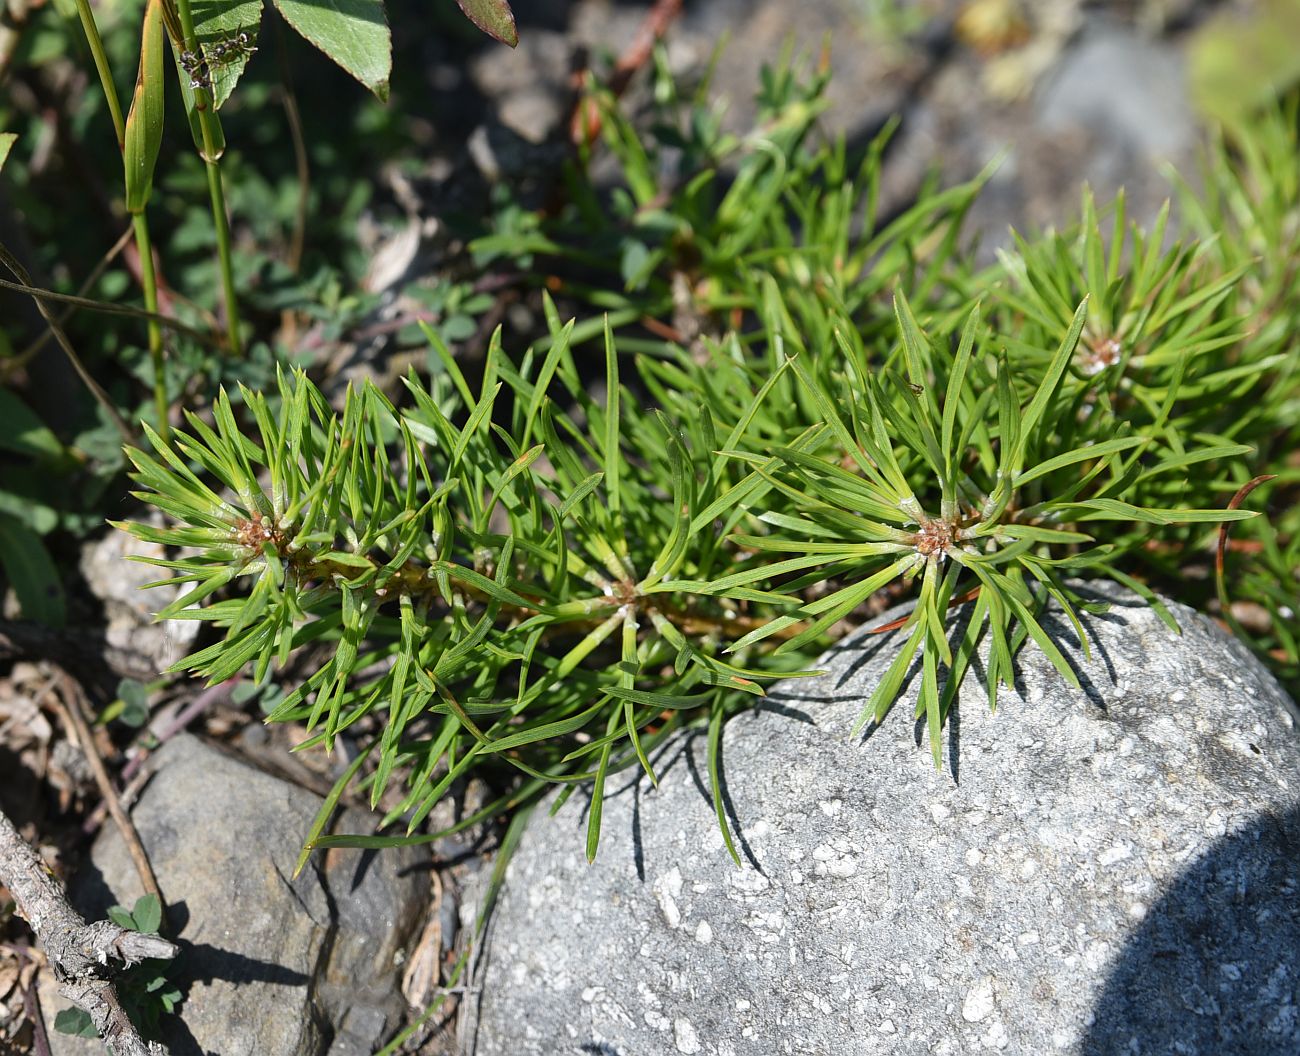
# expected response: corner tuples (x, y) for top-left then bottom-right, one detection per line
(41, 735), (427, 1056)
(472, 582), (1300, 1055)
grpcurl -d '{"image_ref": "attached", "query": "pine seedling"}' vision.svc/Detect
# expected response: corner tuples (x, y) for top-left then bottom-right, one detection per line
(1167, 99), (1300, 687)
(689, 290), (1255, 765)
(119, 278), (1257, 856)
(113, 65), (1292, 863)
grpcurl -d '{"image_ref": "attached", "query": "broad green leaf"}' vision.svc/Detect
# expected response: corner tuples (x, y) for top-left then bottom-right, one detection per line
(0, 389), (64, 461)
(124, 0), (166, 212)
(0, 132), (16, 172)
(191, 0), (263, 109)
(455, 0), (517, 46)
(116, 679), (151, 727)
(132, 893), (163, 934)
(273, 0), (392, 100)
(0, 489), (57, 536)
(0, 515), (65, 626)
(274, 0), (390, 98)
(53, 1008), (98, 1039)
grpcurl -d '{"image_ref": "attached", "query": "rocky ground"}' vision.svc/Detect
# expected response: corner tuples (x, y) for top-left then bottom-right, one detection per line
(472, 584), (1300, 1055)
(0, 1), (1260, 1053)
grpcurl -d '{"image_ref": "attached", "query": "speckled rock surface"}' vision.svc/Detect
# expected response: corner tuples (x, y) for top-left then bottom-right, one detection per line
(471, 583), (1300, 1055)
(41, 735), (427, 1056)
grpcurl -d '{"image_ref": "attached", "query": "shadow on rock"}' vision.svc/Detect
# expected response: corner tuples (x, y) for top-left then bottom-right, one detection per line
(1082, 804), (1300, 1055)
(156, 939), (315, 1056)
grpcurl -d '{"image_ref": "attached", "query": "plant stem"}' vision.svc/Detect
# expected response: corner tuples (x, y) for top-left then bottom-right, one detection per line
(73, 0), (172, 439)
(72, 0), (126, 147)
(133, 213), (170, 442)
(202, 143), (242, 354)
(0, 273), (222, 347)
(172, 0), (243, 355)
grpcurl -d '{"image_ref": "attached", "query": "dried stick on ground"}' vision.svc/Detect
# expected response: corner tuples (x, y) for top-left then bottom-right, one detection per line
(0, 807), (178, 1056)
(52, 672), (165, 910)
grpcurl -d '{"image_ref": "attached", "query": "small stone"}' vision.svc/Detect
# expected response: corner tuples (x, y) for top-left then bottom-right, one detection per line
(43, 736), (426, 1056)
(80, 526), (200, 675)
(984, 1019), (1010, 1049)
(1098, 844), (1132, 867)
(654, 868), (684, 929)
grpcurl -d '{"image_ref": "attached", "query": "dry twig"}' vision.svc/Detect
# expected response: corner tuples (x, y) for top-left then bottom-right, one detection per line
(49, 673), (165, 912)
(0, 808), (177, 1056)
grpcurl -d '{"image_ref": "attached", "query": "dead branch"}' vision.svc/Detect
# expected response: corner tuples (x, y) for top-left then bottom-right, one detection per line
(0, 807), (177, 1056)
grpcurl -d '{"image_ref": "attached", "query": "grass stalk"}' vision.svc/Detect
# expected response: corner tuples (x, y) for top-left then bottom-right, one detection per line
(201, 148), (242, 355)
(132, 213), (169, 442)
(73, 0), (170, 439)
(72, 0), (125, 143)
(171, 0), (243, 355)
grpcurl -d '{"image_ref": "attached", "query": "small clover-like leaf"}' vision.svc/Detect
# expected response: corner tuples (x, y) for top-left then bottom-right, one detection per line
(133, 893), (164, 934)
(53, 1007), (98, 1038)
(117, 679), (151, 728)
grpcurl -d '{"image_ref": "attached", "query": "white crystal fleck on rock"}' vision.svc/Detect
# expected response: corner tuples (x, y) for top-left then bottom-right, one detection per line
(673, 1017), (701, 1054)
(963, 976), (996, 1022)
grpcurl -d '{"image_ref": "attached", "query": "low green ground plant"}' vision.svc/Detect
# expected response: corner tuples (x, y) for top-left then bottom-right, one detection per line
(2, 6), (1296, 866)
(2, 15), (1297, 1046)
(0, 0), (517, 626)
(115, 60), (1299, 864)
(51, 894), (179, 1041)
